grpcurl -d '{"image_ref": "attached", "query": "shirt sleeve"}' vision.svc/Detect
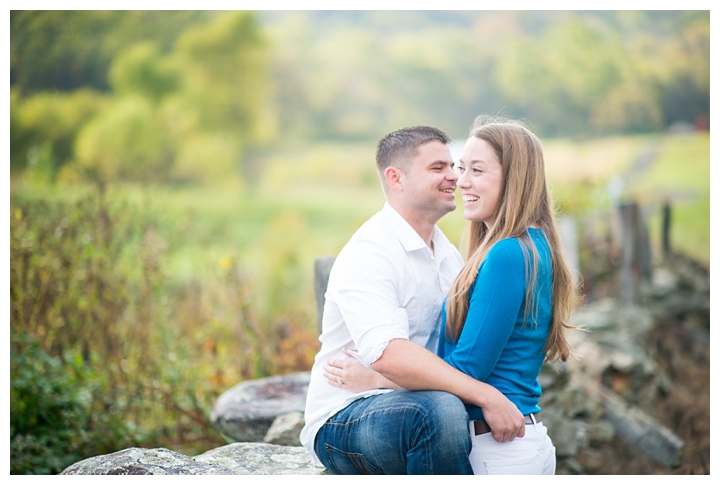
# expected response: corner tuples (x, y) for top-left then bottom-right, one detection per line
(442, 239), (526, 381)
(329, 239), (409, 368)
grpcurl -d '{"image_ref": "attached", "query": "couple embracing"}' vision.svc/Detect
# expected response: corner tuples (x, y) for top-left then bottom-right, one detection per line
(300, 116), (579, 475)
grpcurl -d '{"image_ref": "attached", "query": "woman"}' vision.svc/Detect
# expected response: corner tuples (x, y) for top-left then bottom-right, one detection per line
(324, 116), (579, 474)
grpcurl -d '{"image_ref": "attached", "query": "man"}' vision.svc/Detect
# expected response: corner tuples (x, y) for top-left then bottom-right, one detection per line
(300, 126), (525, 474)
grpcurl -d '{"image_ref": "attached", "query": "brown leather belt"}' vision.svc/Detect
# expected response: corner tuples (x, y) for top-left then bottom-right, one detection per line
(473, 413), (541, 436)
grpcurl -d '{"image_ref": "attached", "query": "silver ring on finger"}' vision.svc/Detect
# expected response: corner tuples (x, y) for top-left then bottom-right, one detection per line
(337, 377), (343, 385)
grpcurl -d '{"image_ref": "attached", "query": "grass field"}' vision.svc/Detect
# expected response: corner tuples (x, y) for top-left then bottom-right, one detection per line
(621, 132), (710, 264)
(12, 131), (708, 337)
(256, 131), (709, 263)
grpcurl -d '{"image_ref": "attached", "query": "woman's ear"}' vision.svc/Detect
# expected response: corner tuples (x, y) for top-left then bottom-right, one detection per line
(384, 166), (404, 192)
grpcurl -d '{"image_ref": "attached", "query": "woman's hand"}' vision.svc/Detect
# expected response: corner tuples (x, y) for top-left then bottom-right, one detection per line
(323, 348), (401, 392)
(480, 386), (526, 443)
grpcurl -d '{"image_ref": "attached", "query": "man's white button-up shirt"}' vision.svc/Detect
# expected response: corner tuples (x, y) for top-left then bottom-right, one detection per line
(300, 203), (463, 466)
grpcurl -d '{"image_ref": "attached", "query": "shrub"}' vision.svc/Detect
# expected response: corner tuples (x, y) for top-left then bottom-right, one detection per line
(10, 332), (147, 474)
(9, 186), (319, 473)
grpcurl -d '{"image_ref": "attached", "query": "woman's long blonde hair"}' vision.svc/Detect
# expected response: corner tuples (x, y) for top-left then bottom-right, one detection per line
(445, 116), (579, 363)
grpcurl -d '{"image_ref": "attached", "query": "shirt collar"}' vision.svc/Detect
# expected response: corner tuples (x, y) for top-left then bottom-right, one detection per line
(381, 203), (453, 257)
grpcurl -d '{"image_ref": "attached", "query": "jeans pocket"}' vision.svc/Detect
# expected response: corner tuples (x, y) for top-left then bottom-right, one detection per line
(324, 444), (383, 475)
(483, 452), (544, 475)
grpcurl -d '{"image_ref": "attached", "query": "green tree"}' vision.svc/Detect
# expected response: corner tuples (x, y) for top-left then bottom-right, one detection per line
(10, 88), (108, 176)
(175, 11), (274, 135)
(10, 11), (210, 94)
(67, 11), (274, 186)
(173, 11), (276, 183)
(657, 17), (710, 126)
(264, 11), (708, 139)
(108, 42), (180, 103)
(74, 96), (174, 184)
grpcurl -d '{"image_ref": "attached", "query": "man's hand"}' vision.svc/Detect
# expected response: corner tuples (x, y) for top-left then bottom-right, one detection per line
(480, 386), (526, 442)
(324, 348), (401, 392)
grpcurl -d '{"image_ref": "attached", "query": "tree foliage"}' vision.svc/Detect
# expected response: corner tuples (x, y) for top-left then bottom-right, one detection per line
(9, 10), (709, 183)
(264, 11), (708, 139)
(10, 88), (109, 175)
(10, 11), (211, 94)
(75, 96), (175, 183)
(108, 42), (180, 102)
(12, 11), (273, 186)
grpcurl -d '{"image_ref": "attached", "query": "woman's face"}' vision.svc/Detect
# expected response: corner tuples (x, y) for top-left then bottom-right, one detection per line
(456, 136), (503, 228)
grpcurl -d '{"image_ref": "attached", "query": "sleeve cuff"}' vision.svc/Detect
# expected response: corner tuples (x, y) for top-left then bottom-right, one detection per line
(353, 308), (409, 368)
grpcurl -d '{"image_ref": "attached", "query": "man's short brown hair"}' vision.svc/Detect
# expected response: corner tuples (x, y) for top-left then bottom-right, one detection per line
(375, 126), (451, 175)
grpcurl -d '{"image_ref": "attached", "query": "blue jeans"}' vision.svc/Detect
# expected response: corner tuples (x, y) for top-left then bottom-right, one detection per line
(314, 390), (473, 475)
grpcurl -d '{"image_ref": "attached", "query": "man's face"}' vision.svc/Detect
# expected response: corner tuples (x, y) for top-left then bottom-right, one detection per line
(399, 140), (458, 221)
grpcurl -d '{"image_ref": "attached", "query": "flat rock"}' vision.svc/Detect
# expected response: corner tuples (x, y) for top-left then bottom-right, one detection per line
(211, 372), (310, 443)
(61, 443), (326, 475)
(195, 442), (326, 475)
(264, 411), (306, 446)
(60, 447), (235, 475)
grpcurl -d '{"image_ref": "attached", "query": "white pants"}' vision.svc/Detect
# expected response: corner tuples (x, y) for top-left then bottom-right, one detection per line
(468, 420), (556, 475)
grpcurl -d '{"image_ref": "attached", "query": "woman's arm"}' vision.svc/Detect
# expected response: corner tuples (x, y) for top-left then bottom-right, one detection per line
(372, 338), (525, 443)
(442, 239), (526, 382)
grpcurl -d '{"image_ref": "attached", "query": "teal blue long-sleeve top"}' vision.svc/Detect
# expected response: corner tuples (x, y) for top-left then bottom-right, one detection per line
(437, 228), (553, 421)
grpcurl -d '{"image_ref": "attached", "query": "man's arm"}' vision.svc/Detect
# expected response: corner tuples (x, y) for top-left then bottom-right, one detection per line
(372, 338), (526, 442)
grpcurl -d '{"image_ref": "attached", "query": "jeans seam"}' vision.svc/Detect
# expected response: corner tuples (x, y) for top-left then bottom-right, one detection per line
(324, 443), (383, 475)
(411, 406), (429, 450)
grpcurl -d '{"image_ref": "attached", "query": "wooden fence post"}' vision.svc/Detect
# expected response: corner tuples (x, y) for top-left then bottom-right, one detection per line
(558, 215), (580, 286)
(617, 201), (653, 303)
(639, 206), (652, 281)
(662, 202), (672, 259)
(314, 255), (335, 334)
(618, 203), (638, 303)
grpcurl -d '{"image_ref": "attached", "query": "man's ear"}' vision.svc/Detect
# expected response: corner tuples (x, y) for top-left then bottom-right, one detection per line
(384, 166), (404, 192)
